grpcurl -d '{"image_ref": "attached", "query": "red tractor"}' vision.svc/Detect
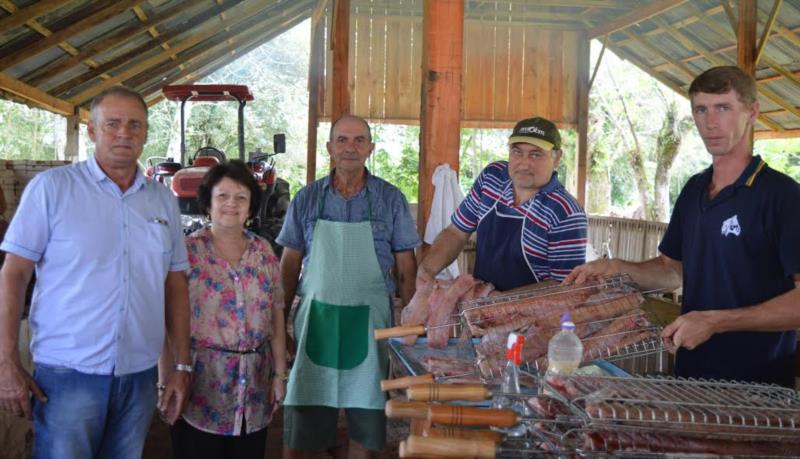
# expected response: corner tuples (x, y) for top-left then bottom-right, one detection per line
(145, 84), (290, 252)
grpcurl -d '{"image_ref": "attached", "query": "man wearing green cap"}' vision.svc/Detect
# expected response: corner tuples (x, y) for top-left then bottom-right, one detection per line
(418, 116), (587, 291)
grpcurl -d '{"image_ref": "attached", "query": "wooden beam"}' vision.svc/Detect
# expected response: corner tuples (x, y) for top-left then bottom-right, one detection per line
(307, 9), (325, 184)
(588, 0), (686, 39)
(755, 0), (782, 66)
(680, 3), (800, 90)
(418, 0), (463, 237)
(737, 0), (757, 75)
(22, 0), (192, 86)
(0, 0), (144, 73)
(311, 0), (328, 26)
(0, 72), (74, 115)
(620, 29), (695, 79)
(66, 1), (277, 106)
(330, 0), (350, 121)
(754, 129), (800, 140)
(576, 32), (590, 208)
(50, 0), (249, 97)
(588, 35), (608, 91)
(62, 113), (80, 161)
(131, 0), (311, 93)
(0, 0), (71, 33)
(651, 16), (728, 66)
(137, 3), (312, 101)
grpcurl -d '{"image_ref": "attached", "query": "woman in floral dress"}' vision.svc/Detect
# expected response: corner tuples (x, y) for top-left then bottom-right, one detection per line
(169, 160), (287, 459)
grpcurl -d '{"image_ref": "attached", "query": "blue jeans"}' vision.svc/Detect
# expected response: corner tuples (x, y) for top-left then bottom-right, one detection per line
(32, 364), (157, 459)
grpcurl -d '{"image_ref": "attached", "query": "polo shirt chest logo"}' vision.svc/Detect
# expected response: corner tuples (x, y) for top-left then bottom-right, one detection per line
(721, 214), (742, 237)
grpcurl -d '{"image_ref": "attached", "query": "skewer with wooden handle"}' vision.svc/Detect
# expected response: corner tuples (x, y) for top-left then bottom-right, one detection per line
(407, 384), (498, 402)
(385, 400), (430, 420)
(404, 436), (499, 459)
(399, 438), (475, 459)
(422, 426), (504, 443)
(427, 405), (519, 428)
(374, 324), (426, 340)
(382, 374), (435, 391)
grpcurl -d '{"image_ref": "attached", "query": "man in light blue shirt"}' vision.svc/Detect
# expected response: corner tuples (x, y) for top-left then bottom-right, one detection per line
(0, 86), (192, 459)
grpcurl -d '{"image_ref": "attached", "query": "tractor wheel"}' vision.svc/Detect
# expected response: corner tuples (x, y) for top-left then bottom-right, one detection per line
(255, 178), (290, 257)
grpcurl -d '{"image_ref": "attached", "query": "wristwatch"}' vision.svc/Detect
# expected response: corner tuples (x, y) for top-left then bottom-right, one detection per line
(174, 363), (193, 373)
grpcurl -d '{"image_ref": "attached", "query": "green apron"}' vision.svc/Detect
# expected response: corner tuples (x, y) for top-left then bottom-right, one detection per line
(284, 189), (390, 409)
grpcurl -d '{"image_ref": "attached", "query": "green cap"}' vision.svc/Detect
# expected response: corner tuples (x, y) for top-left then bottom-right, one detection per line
(508, 117), (561, 150)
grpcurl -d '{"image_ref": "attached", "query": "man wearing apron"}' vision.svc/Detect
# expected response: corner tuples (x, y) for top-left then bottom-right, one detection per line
(276, 115), (421, 457)
(418, 116), (587, 291)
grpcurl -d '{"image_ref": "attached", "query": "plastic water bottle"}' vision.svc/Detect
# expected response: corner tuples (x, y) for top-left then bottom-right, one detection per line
(491, 333), (519, 410)
(545, 313), (584, 377)
(492, 333), (531, 437)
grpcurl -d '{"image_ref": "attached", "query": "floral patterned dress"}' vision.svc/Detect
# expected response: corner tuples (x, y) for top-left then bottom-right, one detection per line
(182, 228), (283, 435)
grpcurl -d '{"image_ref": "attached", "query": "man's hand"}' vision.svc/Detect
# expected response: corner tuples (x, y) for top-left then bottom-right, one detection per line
(661, 311), (718, 351)
(0, 359), (46, 419)
(563, 259), (619, 284)
(158, 370), (191, 425)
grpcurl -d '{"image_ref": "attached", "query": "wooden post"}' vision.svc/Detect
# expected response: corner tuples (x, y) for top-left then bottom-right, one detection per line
(576, 33), (590, 208)
(330, 0), (350, 122)
(418, 0), (464, 239)
(306, 13), (325, 184)
(63, 113), (80, 162)
(738, 0), (757, 148)
(737, 0), (757, 75)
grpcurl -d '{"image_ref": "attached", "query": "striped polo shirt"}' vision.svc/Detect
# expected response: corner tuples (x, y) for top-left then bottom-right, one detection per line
(452, 161), (587, 281)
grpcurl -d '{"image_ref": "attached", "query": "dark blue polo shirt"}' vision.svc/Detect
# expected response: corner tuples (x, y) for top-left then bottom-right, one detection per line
(659, 156), (800, 387)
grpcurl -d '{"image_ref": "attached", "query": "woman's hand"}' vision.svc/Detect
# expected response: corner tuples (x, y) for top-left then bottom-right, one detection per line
(270, 377), (286, 413)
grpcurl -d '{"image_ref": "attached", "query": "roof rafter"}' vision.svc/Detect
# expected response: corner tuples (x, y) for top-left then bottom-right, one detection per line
(22, 1), (189, 86)
(0, 0), (145, 73)
(50, 0), (248, 97)
(588, 0), (686, 38)
(0, 72), (75, 116)
(0, 0), (72, 33)
(142, 4), (312, 103)
(67, 0), (282, 106)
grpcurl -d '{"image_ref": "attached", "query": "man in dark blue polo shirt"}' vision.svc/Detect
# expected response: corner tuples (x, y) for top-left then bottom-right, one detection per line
(566, 66), (800, 387)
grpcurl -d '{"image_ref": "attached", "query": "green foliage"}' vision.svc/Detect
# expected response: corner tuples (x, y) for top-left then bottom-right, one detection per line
(0, 100), (63, 160)
(756, 139), (800, 181)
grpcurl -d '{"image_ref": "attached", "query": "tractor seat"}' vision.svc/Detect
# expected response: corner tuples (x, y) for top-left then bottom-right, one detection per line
(192, 156), (220, 168)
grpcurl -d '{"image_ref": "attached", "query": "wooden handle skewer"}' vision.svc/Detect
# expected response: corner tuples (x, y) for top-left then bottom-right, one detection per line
(406, 383), (491, 402)
(405, 435), (496, 459)
(374, 324), (426, 340)
(382, 374), (435, 391)
(427, 405), (519, 428)
(385, 399), (430, 419)
(422, 426), (505, 443)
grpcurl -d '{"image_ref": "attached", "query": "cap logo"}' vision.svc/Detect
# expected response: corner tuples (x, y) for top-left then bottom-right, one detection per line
(518, 126), (546, 136)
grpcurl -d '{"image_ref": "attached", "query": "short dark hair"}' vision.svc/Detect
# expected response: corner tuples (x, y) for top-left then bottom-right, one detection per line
(689, 66), (757, 105)
(197, 160), (262, 219)
(329, 114), (372, 142)
(90, 86), (149, 121)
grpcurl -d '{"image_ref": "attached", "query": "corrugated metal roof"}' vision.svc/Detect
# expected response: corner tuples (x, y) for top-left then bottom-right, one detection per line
(0, 0), (796, 137)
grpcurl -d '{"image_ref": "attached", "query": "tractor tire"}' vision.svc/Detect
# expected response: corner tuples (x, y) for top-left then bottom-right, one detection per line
(254, 178), (290, 257)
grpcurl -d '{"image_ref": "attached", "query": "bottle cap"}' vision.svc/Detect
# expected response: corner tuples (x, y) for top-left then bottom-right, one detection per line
(506, 333), (518, 360)
(561, 312), (575, 331)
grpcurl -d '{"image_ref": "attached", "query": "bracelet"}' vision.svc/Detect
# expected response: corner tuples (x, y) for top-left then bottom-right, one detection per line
(175, 363), (193, 373)
(275, 372), (288, 382)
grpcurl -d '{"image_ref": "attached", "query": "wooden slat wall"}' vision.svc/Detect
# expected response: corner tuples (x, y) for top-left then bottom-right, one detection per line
(322, 14), (581, 126)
